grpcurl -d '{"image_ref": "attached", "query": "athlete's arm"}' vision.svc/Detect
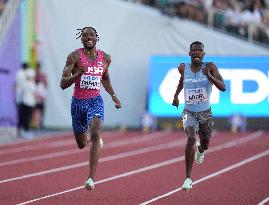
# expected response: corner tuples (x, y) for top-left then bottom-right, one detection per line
(60, 51), (83, 90)
(102, 52), (121, 109)
(203, 62), (226, 92)
(172, 63), (184, 109)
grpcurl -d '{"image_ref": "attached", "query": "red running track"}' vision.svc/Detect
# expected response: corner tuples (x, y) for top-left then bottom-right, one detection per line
(0, 130), (268, 205)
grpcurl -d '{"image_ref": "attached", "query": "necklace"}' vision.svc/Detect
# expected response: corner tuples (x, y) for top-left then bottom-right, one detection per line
(84, 49), (97, 59)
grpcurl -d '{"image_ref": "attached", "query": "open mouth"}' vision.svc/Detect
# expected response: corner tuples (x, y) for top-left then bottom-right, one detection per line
(86, 41), (93, 46)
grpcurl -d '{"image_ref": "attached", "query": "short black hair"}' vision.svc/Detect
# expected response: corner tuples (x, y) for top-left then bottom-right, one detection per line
(75, 27), (99, 41)
(190, 41), (204, 50)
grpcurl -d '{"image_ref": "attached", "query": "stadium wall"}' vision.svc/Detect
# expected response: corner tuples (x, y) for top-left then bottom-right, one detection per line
(38, 0), (269, 129)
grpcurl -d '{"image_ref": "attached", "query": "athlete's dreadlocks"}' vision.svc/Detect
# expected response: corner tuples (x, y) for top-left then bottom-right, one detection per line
(76, 27), (99, 41)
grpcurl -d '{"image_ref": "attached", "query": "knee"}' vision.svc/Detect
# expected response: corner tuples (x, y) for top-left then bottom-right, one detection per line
(75, 134), (88, 149)
(90, 134), (100, 143)
(187, 136), (196, 146)
(77, 142), (87, 149)
(90, 128), (100, 142)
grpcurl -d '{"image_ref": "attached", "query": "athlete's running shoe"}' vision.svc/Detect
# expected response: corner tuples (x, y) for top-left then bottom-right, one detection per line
(181, 178), (192, 190)
(195, 141), (204, 164)
(85, 178), (94, 191)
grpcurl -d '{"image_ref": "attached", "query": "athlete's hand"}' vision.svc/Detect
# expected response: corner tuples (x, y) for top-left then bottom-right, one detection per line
(172, 96), (179, 109)
(75, 66), (85, 77)
(202, 64), (211, 77)
(78, 66), (85, 76)
(112, 95), (121, 109)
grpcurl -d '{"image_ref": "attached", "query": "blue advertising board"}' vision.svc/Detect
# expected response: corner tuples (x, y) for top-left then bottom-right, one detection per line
(148, 56), (269, 117)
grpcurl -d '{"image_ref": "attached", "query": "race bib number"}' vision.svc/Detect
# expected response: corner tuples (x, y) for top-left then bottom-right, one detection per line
(80, 75), (101, 90)
(185, 87), (208, 104)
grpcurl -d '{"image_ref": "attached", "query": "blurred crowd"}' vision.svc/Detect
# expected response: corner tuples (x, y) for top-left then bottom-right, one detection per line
(126, 0), (269, 45)
(15, 62), (47, 138)
(1, 0), (268, 44)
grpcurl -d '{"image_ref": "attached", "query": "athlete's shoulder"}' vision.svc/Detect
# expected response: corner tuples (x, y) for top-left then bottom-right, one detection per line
(205, 61), (216, 67)
(205, 62), (218, 70)
(101, 50), (110, 59)
(68, 49), (80, 58)
(101, 50), (111, 67)
(65, 50), (79, 64)
(178, 63), (185, 74)
(178, 63), (185, 68)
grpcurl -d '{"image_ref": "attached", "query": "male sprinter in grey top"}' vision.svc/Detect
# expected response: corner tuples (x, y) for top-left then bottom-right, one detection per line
(172, 41), (226, 190)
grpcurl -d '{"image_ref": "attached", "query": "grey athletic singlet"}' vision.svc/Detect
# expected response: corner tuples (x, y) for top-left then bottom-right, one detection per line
(183, 63), (212, 112)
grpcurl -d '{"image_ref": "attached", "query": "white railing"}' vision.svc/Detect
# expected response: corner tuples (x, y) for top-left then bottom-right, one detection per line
(0, 0), (20, 51)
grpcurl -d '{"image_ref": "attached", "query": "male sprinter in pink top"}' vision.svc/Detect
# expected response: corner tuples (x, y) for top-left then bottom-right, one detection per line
(60, 27), (121, 191)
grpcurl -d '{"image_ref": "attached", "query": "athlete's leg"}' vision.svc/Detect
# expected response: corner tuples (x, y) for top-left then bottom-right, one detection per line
(184, 126), (196, 179)
(198, 135), (210, 152)
(195, 115), (213, 166)
(88, 117), (103, 180)
(195, 127), (210, 165)
(181, 125), (196, 190)
(197, 109), (213, 152)
(182, 110), (199, 179)
(71, 97), (90, 149)
(71, 96), (104, 190)
(198, 119), (213, 152)
(74, 132), (90, 149)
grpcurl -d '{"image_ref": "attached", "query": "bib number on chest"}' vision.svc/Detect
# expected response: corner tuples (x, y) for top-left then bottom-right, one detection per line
(185, 87), (208, 104)
(80, 75), (101, 90)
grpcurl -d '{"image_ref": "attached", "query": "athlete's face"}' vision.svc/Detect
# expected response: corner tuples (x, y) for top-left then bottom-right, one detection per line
(189, 44), (205, 64)
(81, 28), (97, 49)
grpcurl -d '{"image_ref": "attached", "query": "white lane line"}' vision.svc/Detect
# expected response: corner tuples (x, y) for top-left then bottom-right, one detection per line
(0, 138), (73, 155)
(0, 131), (170, 155)
(0, 132), (72, 147)
(0, 131), (171, 166)
(0, 131), (123, 149)
(0, 139), (186, 184)
(0, 134), (73, 154)
(1, 131), (126, 153)
(258, 196), (269, 205)
(15, 131), (264, 205)
(139, 149), (269, 205)
(103, 131), (171, 148)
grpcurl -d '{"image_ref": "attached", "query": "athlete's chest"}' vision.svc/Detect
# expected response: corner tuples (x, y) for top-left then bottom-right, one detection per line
(80, 59), (106, 76)
(184, 71), (208, 87)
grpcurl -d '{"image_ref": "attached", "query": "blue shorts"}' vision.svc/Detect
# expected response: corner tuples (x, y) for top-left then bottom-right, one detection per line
(71, 96), (104, 134)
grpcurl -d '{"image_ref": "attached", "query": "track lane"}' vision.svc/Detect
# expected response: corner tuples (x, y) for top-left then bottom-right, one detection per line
(1, 139), (183, 204)
(145, 152), (269, 205)
(0, 131), (178, 179)
(139, 132), (269, 205)
(0, 131), (142, 160)
(6, 131), (264, 203)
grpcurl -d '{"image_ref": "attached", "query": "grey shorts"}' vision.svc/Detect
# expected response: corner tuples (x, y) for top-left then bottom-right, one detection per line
(182, 108), (214, 138)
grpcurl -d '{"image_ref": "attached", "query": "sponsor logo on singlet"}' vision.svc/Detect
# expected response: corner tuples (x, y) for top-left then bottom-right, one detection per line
(85, 65), (103, 75)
